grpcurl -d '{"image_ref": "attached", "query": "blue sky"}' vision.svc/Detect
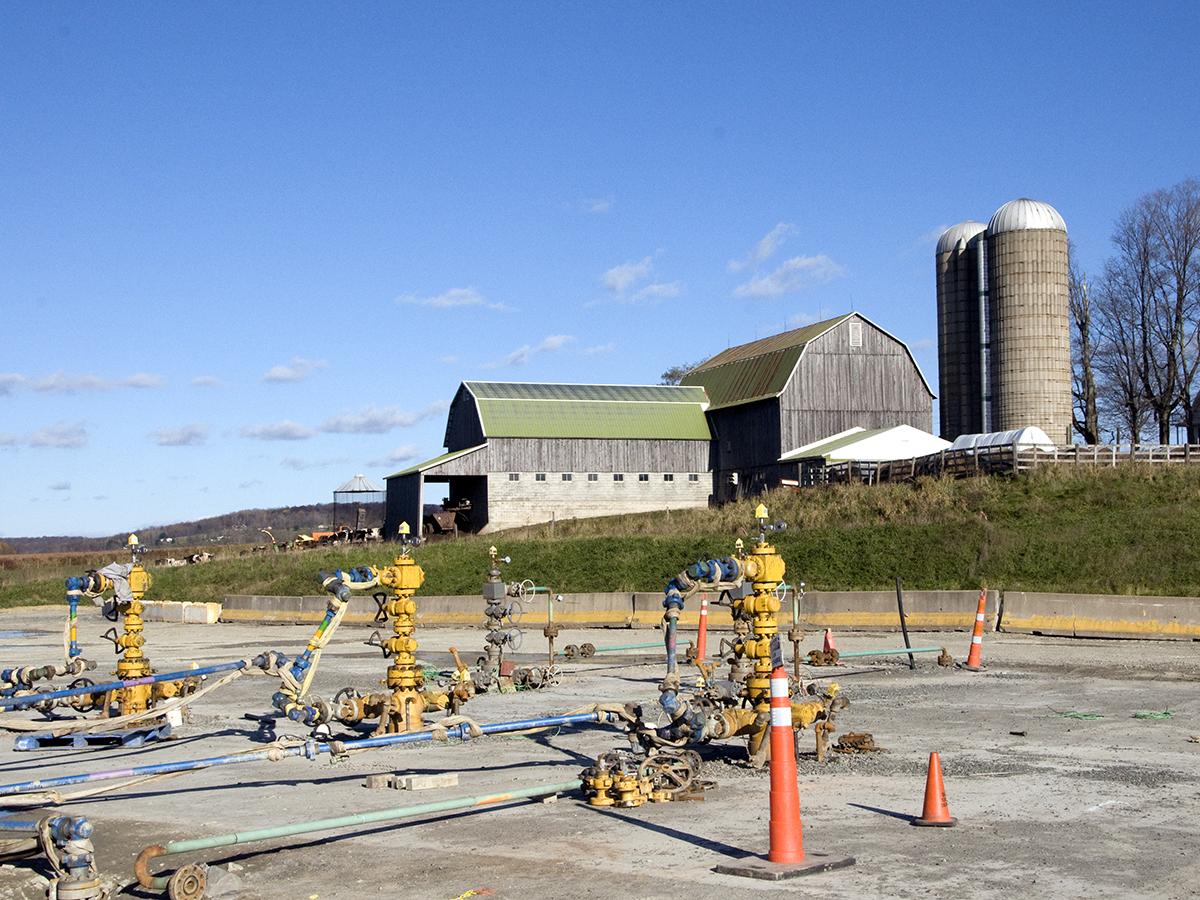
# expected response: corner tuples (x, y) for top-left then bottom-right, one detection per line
(2, 2), (1197, 537)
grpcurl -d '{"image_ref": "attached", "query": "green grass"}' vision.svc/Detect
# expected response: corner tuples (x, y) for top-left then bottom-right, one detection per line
(4, 465), (1200, 608)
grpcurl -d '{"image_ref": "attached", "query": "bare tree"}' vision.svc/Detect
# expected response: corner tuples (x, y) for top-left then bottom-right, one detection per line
(1148, 179), (1200, 441)
(659, 361), (703, 385)
(1093, 269), (1152, 442)
(1069, 243), (1099, 443)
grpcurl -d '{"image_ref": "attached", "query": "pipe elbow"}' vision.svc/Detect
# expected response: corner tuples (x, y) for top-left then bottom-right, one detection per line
(134, 844), (166, 889)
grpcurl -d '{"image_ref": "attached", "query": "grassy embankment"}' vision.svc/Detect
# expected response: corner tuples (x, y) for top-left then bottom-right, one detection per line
(3, 465), (1200, 609)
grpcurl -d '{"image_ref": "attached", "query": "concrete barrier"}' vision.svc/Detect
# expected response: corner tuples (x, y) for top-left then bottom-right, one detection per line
(999, 592), (1200, 640)
(141, 601), (222, 625)
(801, 590), (998, 632)
(221, 589), (996, 632)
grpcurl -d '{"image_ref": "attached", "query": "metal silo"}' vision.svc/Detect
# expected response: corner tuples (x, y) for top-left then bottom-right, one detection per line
(986, 198), (1071, 443)
(935, 221), (987, 438)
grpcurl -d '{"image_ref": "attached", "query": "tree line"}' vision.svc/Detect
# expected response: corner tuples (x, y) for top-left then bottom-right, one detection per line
(1072, 178), (1200, 445)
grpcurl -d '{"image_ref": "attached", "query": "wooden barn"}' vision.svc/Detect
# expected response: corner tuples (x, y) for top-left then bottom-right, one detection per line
(384, 382), (713, 536)
(680, 312), (934, 500)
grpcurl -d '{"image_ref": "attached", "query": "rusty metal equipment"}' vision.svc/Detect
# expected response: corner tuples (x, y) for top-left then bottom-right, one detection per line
(631, 506), (852, 768)
(580, 748), (707, 807)
(473, 548), (561, 693)
(272, 523), (473, 735)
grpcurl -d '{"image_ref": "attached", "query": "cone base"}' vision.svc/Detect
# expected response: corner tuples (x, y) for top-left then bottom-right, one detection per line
(912, 816), (957, 828)
(714, 852), (856, 881)
(958, 663), (986, 672)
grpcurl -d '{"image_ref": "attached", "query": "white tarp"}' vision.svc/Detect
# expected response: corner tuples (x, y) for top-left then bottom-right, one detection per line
(781, 424), (950, 463)
(949, 427), (1056, 452)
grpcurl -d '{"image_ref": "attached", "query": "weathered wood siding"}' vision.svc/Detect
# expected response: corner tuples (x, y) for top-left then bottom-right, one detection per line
(485, 438), (709, 473)
(443, 385), (484, 451)
(779, 317), (934, 452)
(707, 399), (782, 500)
(384, 473), (423, 539)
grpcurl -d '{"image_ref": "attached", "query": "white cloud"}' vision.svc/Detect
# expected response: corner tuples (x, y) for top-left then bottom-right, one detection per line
(580, 197), (613, 214)
(439, 355), (459, 365)
(240, 421), (315, 441)
(396, 287), (510, 312)
(369, 444), (423, 467)
(191, 375), (223, 388)
(262, 357), (327, 383)
(787, 312), (817, 328)
(319, 401), (449, 435)
(0, 433), (18, 447)
(631, 281), (683, 303)
(119, 373), (164, 389)
(728, 222), (797, 273)
(27, 372), (164, 393)
(238, 479), (263, 489)
(582, 342), (617, 356)
(918, 224), (952, 246)
(601, 256), (654, 294)
(486, 335), (576, 369)
(49, 481), (71, 491)
(151, 424), (209, 447)
(28, 423), (87, 448)
(733, 255), (846, 298)
(910, 337), (935, 350)
(0, 374), (25, 395)
(280, 456), (350, 471)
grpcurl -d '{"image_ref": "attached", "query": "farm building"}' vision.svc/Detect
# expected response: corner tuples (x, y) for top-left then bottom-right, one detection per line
(779, 424), (950, 486)
(384, 382), (713, 536)
(385, 313), (934, 534)
(680, 312), (934, 500)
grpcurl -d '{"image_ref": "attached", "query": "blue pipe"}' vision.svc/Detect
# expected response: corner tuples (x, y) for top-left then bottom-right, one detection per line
(0, 711), (612, 797)
(0, 652), (287, 711)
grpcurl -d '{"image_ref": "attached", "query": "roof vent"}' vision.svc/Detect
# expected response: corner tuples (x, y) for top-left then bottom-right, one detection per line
(848, 320), (863, 348)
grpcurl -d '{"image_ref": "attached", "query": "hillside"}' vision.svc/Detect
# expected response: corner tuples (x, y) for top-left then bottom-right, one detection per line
(3, 465), (1200, 608)
(0, 502), (385, 554)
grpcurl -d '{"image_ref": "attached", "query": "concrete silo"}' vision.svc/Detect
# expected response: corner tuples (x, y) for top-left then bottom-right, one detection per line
(935, 221), (987, 438)
(986, 198), (1071, 443)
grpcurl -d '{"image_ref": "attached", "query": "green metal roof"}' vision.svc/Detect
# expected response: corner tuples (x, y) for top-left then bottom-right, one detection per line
(465, 381), (708, 404)
(680, 314), (852, 409)
(386, 444), (486, 479)
(474, 398), (711, 440)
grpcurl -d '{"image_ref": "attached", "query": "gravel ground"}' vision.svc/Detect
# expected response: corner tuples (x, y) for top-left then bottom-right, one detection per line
(0, 608), (1196, 899)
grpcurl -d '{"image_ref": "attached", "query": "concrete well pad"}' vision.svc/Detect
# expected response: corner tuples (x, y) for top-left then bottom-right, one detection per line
(0, 606), (1196, 899)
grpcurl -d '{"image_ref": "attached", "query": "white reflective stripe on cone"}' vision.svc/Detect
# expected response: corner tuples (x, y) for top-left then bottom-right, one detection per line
(770, 677), (788, 700)
(972, 636), (982, 644)
(771, 706), (791, 727)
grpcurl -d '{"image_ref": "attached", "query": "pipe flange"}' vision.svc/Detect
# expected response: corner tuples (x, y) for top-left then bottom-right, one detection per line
(167, 863), (207, 900)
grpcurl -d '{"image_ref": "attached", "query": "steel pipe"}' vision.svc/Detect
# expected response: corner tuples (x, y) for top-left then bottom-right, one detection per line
(0, 711), (612, 797)
(0, 652), (288, 711)
(834, 646), (945, 659)
(136, 778), (580, 890)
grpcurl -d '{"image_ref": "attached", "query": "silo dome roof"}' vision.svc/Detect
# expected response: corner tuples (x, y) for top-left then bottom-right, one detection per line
(936, 221), (987, 254)
(988, 198), (1066, 235)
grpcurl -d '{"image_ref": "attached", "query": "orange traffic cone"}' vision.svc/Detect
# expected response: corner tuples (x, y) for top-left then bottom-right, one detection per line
(912, 752), (957, 827)
(822, 628), (836, 654)
(713, 660), (856, 878)
(961, 588), (987, 671)
(767, 666), (805, 863)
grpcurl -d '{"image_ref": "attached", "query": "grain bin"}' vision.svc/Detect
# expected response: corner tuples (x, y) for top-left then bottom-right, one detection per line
(935, 221), (987, 439)
(985, 199), (1071, 443)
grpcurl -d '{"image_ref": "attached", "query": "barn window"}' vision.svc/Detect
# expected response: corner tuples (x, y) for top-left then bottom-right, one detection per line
(587, 473), (598, 482)
(561, 473), (573, 481)
(638, 473), (649, 482)
(508, 473), (519, 481)
(663, 473), (674, 482)
(688, 473), (700, 482)
(848, 320), (863, 348)
(613, 473), (624, 482)
(535, 473), (546, 482)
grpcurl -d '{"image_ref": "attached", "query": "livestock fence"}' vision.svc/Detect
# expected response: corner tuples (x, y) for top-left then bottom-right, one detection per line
(812, 443), (1200, 486)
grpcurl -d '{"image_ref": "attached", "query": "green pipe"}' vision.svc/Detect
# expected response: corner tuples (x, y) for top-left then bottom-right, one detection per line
(138, 779), (581, 890)
(834, 646), (944, 659)
(592, 641), (662, 653)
